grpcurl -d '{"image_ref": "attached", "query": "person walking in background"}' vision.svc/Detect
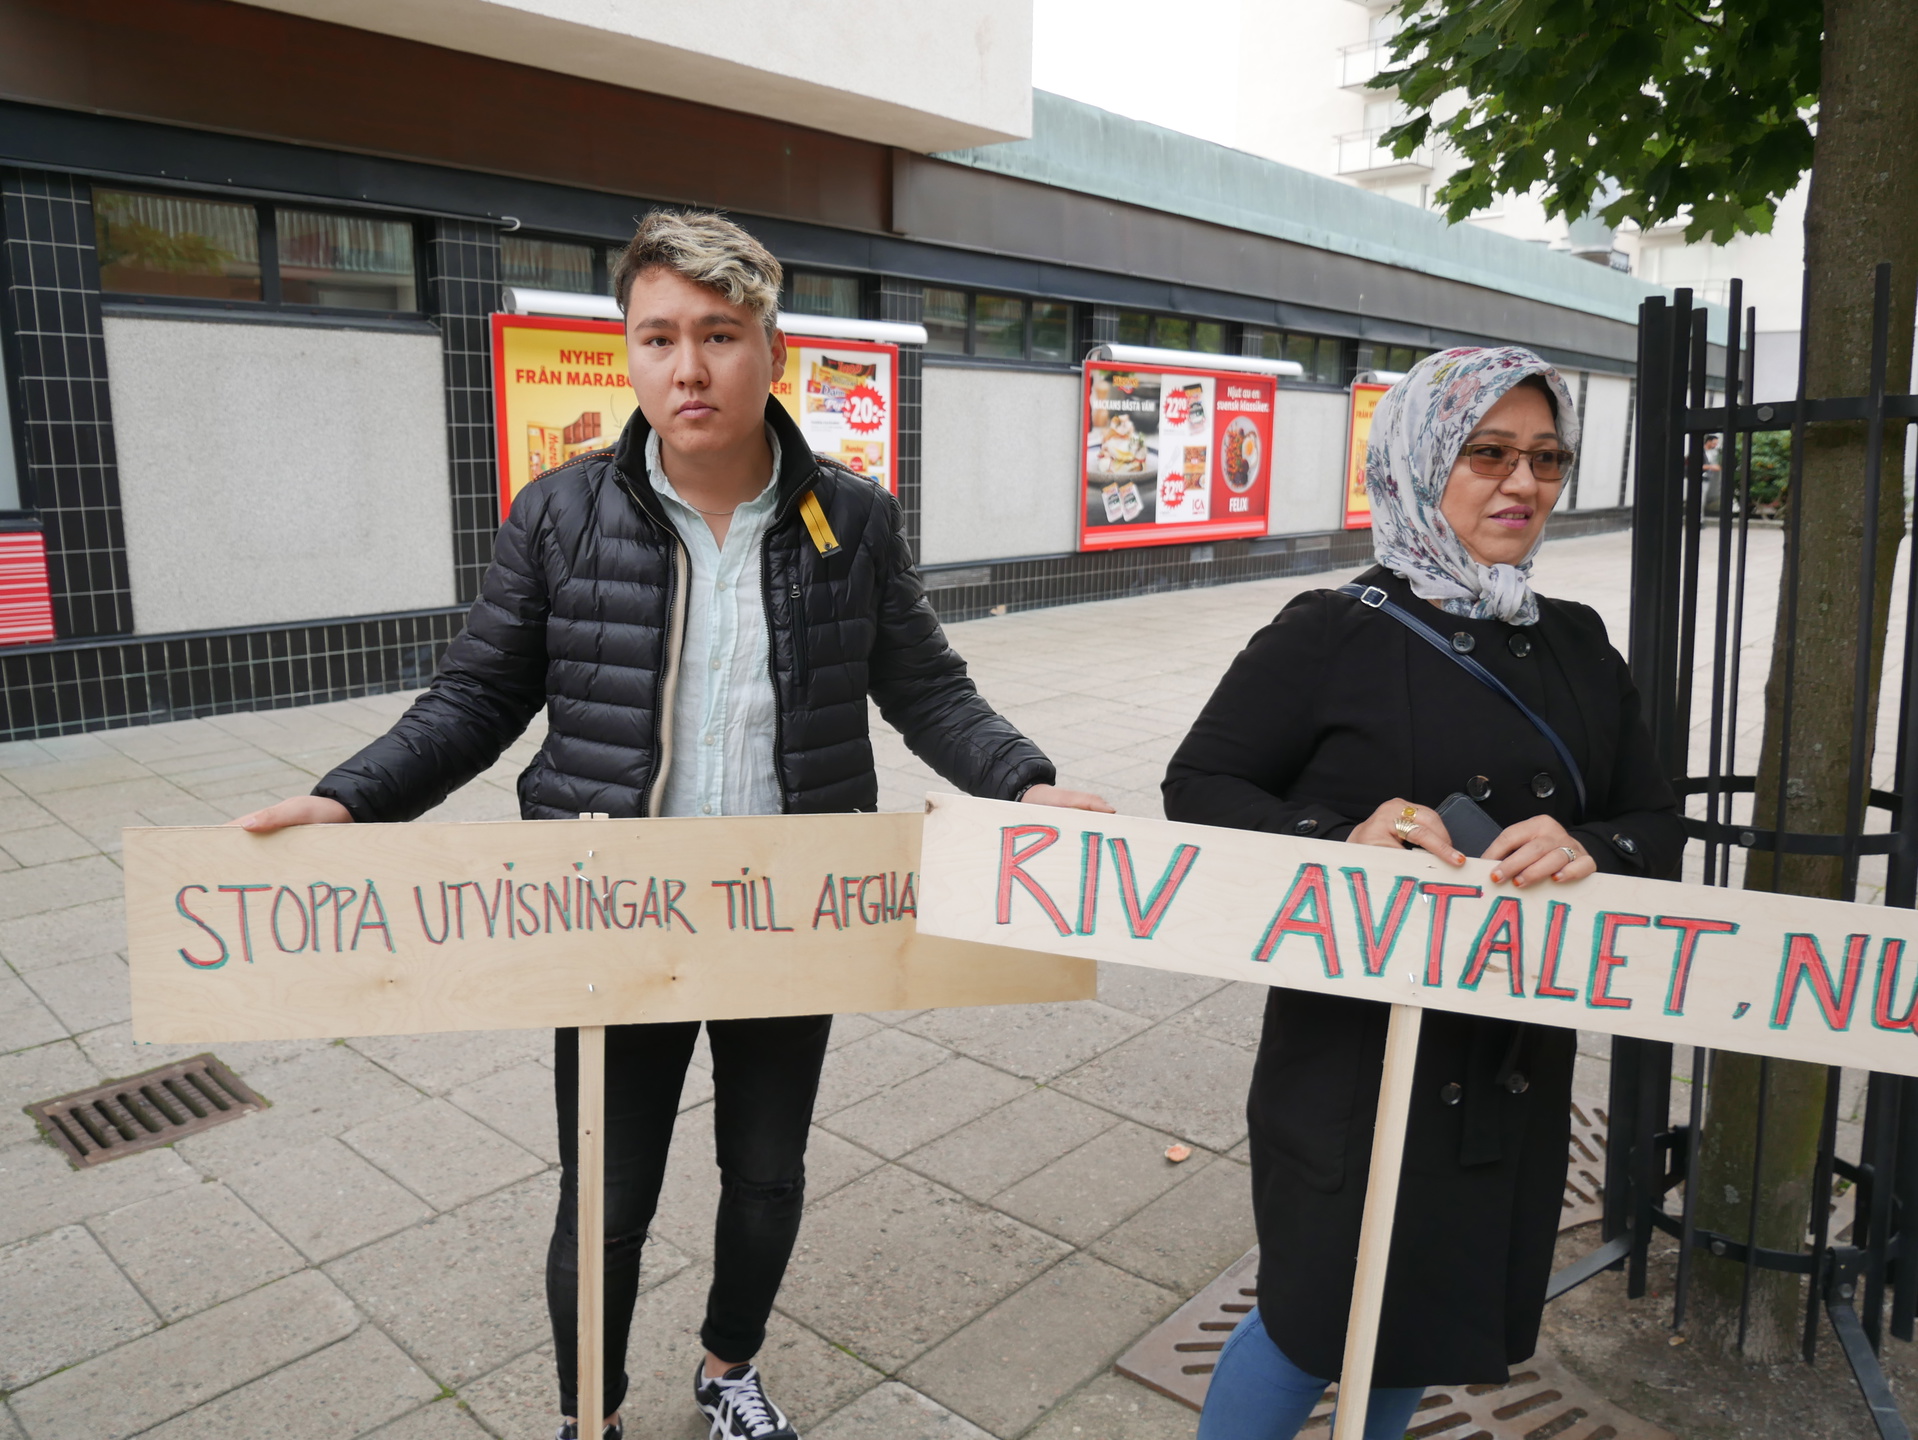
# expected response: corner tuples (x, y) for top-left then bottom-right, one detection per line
(230, 210), (1110, 1440)
(1162, 348), (1683, 1438)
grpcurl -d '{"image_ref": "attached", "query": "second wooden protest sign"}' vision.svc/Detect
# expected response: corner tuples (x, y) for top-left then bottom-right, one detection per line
(917, 792), (1918, 1078)
(126, 811), (1092, 1043)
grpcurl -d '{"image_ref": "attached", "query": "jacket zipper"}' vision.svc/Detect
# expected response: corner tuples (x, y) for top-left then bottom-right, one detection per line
(761, 535), (793, 814)
(788, 582), (810, 685)
(642, 537), (689, 817)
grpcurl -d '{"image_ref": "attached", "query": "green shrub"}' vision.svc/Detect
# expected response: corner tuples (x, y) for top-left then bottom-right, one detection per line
(1745, 430), (1791, 510)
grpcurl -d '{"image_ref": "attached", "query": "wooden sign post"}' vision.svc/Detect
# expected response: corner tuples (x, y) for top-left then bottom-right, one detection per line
(124, 810), (1094, 1438)
(914, 793), (1918, 1438)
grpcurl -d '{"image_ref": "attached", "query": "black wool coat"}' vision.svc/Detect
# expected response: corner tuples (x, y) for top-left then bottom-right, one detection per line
(315, 398), (1054, 822)
(1162, 563), (1684, 1387)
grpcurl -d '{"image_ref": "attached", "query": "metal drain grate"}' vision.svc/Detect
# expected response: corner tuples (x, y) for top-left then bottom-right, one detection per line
(1300, 1349), (1673, 1439)
(27, 1055), (265, 1169)
(1561, 1101), (1609, 1231)
(1116, 1250), (1669, 1438)
(1115, 1246), (1258, 1409)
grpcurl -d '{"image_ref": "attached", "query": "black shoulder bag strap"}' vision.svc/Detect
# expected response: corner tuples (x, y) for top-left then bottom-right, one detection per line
(1337, 582), (1588, 818)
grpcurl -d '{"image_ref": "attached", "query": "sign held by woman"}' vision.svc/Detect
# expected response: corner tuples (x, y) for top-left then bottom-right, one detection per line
(917, 791), (1918, 1079)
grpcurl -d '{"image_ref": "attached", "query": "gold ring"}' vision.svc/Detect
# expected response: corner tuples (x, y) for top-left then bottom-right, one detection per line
(1393, 807), (1420, 842)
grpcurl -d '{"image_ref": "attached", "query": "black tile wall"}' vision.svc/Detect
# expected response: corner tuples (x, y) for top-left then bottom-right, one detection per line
(425, 220), (503, 603)
(0, 171), (135, 638)
(0, 607), (466, 741)
(875, 278), (924, 560)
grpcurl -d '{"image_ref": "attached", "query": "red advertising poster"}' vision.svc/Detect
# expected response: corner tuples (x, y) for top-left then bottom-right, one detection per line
(1343, 381), (1391, 530)
(770, 336), (898, 492)
(492, 316), (900, 518)
(1080, 363), (1274, 551)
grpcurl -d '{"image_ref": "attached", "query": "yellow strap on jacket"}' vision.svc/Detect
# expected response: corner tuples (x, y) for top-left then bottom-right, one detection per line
(798, 490), (841, 558)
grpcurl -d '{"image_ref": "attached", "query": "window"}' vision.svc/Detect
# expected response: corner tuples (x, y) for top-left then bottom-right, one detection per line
(972, 294), (1026, 358)
(1259, 330), (1346, 385)
(502, 235), (597, 294)
(1156, 316), (1192, 351)
(94, 187), (419, 316)
(277, 210), (415, 311)
(1377, 344), (1431, 374)
(788, 271), (861, 319)
(1116, 311), (1233, 353)
(94, 190), (261, 302)
(1031, 302), (1073, 362)
(923, 287), (968, 353)
(918, 287), (1075, 362)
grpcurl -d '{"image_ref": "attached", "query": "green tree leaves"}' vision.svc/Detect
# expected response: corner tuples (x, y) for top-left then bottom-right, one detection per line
(1379, 0), (1822, 243)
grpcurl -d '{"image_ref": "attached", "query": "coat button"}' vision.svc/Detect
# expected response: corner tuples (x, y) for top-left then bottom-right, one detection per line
(1466, 775), (1492, 802)
(1294, 818), (1318, 835)
(1506, 1072), (1530, 1094)
(1613, 834), (1639, 855)
(1508, 633), (1534, 658)
(1440, 1082), (1463, 1106)
(1450, 632), (1476, 653)
(1531, 772), (1556, 799)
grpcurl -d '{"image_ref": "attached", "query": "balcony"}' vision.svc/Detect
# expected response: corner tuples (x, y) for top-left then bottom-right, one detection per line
(1334, 127), (1433, 178)
(1339, 38), (1393, 91)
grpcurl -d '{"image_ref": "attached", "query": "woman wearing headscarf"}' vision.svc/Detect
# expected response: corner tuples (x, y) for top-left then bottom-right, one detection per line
(1164, 347), (1684, 1438)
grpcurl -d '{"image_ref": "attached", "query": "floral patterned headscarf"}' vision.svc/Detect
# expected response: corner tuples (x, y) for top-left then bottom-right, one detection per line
(1365, 346), (1580, 626)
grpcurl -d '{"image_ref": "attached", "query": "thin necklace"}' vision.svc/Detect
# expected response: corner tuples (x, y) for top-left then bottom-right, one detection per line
(683, 499), (739, 517)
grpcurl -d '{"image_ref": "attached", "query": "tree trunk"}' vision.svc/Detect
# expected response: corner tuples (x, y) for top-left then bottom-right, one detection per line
(1692, 0), (1918, 1362)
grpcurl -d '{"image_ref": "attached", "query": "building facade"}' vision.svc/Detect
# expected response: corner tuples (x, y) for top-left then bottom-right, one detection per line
(0, 0), (1671, 741)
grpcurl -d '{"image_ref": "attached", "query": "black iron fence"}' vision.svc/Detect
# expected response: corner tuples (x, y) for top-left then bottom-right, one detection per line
(1564, 269), (1918, 1438)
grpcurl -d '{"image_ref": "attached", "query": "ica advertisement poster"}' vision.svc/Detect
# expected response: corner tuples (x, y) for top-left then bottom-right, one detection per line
(1080, 364), (1274, 551)
(491, 315), (637, 515)
(491, 315), (899, 516)
(769, 338), (897, 491)
(1343, 381), (1391, 530)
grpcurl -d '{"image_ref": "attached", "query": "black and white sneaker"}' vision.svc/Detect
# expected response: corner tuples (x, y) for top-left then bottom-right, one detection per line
(554, 1419), (622, 1440)
(694, 1361), (800, 1439)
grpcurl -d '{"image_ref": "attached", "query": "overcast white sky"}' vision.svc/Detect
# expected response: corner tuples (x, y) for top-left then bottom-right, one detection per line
(1029, 0), (1244, 148)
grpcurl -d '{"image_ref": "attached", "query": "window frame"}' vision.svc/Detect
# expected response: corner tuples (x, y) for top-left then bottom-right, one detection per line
(92, 185), (426, 324)
(784, 267), (868, 323)
(499, 231), (606, 299)
(919, 286), (1078, 367)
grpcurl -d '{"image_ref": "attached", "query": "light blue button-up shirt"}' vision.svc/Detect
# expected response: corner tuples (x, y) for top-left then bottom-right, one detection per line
(646, 427), (785, 819)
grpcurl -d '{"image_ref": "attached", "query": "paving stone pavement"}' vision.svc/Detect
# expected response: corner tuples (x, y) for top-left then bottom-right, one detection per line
(0, 528), (1870, 1439)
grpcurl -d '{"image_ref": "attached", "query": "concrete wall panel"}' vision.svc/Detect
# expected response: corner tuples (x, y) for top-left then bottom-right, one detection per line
(921, 365), (1081, 565)
(1268, 388), (1349, 537)
(1575, 373), (1633, 512)
(103, 316), (456, 634)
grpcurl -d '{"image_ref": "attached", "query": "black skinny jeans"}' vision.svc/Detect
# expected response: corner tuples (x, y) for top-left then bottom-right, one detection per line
(547, 1014), (832, 1419)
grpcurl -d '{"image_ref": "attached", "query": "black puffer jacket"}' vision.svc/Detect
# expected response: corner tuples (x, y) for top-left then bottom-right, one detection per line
(315, 398), (1053, 821)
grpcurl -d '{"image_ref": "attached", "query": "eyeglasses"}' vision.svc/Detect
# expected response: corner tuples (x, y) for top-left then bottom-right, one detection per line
(1460, 444), (1576, 482)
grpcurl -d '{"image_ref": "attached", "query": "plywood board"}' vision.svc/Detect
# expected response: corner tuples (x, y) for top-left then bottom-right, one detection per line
(917, 793), (1918, 1077)
(126, 811), (1093, 1043)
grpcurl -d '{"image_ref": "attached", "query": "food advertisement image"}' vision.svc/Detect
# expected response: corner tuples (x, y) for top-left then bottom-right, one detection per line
(772, 338), (898, 492)
(1344, 381), (1391, 529)
(1081, 364), (1275, 551)
(491, 314), (637, 514)
(492, 318), (900, 514)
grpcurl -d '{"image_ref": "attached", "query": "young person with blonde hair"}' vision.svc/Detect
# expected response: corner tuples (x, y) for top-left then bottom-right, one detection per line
(234, 209), (1110, 1439)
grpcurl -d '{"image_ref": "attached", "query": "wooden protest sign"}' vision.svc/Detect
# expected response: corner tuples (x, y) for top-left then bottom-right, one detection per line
(915, 792), (1918, 1437)
(124, 809), (1093, 1437)
(124, 812), (1093, 1043)
(917, 793), (1918, 1074)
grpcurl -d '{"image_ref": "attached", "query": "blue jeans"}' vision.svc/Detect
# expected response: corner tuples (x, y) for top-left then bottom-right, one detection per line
(1196, 1307), (1427, 1440)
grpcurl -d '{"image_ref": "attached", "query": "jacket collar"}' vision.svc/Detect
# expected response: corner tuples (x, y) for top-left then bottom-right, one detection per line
(611, 394), (820, 528)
